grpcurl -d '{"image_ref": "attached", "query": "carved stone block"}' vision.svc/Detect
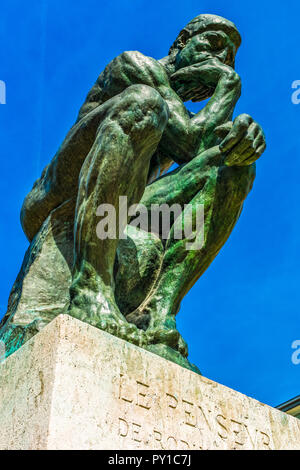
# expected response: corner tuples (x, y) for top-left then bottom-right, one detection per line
(0, 314), (299, 450)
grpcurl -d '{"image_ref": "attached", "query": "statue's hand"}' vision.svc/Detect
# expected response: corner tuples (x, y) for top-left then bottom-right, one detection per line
(216, 114), (266, 166)
(170, 57), (240, 102)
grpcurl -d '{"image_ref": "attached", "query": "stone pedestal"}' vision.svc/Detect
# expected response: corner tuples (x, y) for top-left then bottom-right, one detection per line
(0, 314), (299, 450)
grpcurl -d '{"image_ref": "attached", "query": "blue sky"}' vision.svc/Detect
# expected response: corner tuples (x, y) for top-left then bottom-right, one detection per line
(0, 0), (299, 407)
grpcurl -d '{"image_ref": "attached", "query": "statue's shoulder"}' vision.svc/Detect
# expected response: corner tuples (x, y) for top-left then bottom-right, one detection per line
(101, 50), (167, 85)
(111, 50), (160, 67)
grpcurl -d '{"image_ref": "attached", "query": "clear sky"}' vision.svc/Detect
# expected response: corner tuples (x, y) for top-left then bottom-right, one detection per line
(1, 0), (299, 407)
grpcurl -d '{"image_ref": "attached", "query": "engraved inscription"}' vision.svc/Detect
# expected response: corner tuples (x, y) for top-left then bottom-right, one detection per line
(118, 416), (201, 449)
(119, 374), (152, 409)
(116, 374), (273, 449)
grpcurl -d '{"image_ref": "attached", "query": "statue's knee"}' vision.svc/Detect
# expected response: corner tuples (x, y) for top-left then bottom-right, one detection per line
(125, 84), (166, 107)
(116, 84), (169, 131)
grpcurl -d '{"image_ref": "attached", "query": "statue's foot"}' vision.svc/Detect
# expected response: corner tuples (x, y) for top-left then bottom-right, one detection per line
(145, 326), (188, 357)
(96, 315), (147, 347)
(145, 343), (201, 374)
(68, 262), (147, 346)
(127, 304), (188, 357)
(69, 301), (148, 347)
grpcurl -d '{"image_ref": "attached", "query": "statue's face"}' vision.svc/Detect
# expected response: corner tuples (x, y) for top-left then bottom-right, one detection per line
(172, 29), (238, 102)
(175, 30), (236, 70)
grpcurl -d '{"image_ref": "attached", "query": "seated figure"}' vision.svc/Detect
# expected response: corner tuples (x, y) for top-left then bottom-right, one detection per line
(0, 14), (266, 372)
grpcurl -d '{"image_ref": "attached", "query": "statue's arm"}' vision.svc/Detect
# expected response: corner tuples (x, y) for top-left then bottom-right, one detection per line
(169, 58), (266, 166)
(169, 58), (242, 155)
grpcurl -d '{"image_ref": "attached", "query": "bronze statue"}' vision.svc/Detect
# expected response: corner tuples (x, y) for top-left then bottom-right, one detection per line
(0, 14), (266, 372)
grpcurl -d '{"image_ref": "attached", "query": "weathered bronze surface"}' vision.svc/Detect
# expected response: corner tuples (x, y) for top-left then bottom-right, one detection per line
(0, 14), (266, 372)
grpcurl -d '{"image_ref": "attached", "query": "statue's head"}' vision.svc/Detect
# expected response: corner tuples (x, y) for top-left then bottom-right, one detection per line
(170, 14), (241, 68)
(169, 14), (241, 101)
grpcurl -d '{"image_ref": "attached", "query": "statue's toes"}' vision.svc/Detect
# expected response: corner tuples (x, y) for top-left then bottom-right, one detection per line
(97, 317), (147, 347)
(119, 324), (129, 340)
(125, 323), (145, 346)
(106, 321), (118, 336)
(146, 327), (184, 352)
(161, 329), (180, 349)
(98, 319), (108, 331)
(178, 335), (188, 358)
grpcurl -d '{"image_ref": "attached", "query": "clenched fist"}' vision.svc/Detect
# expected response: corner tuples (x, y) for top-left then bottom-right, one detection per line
(216, 114), (266, 166)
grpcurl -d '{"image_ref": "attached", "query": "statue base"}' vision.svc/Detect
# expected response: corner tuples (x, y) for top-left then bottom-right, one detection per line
(0, 314), (299, 450)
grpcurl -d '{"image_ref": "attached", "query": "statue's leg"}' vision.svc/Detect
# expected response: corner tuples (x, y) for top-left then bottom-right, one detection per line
(126, 146), (255, 352)
(69, 84), (169, 346)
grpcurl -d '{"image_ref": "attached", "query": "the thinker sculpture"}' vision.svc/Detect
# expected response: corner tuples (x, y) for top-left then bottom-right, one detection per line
(0, 14), (266, 372)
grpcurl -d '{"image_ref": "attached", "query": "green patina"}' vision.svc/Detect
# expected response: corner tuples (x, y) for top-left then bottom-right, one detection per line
(0, 14), (266, 373)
